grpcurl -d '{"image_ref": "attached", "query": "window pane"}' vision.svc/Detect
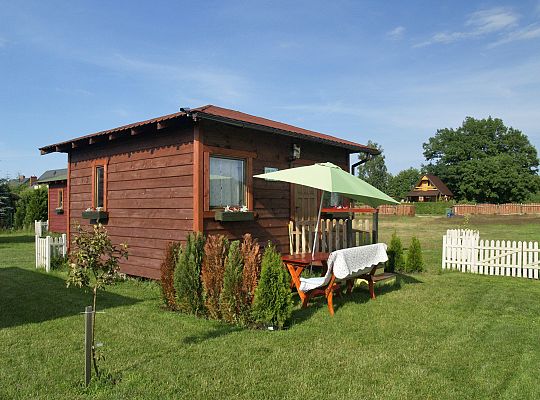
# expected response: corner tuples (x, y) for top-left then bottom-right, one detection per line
(95, 166), (104, 208)
(209, 157), (245, 208)
(58, 189), (63, 208)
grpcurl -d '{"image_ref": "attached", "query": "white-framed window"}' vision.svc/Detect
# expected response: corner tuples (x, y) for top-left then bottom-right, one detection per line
(209, 156), (245, 208)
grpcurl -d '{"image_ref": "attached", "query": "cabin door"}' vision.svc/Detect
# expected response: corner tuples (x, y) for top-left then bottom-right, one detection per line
(293, 184), (319, 221)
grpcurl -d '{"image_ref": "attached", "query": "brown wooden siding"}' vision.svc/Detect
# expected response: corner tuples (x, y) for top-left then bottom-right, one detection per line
(69, 124), (194, 279)
(48, 182), (67, 233)
(201, 120), (350, 254)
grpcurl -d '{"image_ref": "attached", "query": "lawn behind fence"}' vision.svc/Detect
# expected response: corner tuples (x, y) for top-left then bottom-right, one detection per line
(1, 215), (539, 399)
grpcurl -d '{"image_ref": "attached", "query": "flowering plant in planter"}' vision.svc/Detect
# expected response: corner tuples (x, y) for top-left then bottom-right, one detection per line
(82, 207), (108, 222)
(215, 205), (254, 221)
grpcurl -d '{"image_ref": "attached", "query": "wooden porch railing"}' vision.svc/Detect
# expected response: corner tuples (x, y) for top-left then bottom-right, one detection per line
(288, 218), (373, 255)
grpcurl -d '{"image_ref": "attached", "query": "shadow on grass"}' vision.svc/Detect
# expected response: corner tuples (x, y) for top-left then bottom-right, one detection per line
(0, 234), (35, 244)
(291, 273), (423, 321)
(182, 323), (243, 344)
(0, 267), (140, 329)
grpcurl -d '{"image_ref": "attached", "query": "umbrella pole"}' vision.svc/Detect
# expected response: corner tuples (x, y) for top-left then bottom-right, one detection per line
(311, 191), (325, 260)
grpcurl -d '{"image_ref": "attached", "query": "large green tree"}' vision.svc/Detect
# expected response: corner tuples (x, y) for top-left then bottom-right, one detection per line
(357, 140), (390, 193)
(387, 167), (421, 200)
(423, 117), (540, 203)
(0, 179), (16, 228)
(14, 186), (48, 229)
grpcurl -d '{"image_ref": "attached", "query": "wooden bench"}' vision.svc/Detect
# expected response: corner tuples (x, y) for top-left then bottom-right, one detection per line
(345, 263), (397, 299)
(285, 245), (396, 315)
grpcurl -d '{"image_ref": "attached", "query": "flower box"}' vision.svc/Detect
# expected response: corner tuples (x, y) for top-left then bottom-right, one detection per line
(214, 211), (254, 222)
(55, 208), (64, 215)
(81, 210), (109, 222)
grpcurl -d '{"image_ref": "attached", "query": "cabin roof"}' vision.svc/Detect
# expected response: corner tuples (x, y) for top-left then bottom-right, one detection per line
(39, 105), (378, 155)
(35, 168), (68, 183)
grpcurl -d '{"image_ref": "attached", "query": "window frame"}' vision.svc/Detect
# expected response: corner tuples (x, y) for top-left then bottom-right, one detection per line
(203, 146), (255, 218)
(91, 159), (108, 210)
(58, 188), (64, 209)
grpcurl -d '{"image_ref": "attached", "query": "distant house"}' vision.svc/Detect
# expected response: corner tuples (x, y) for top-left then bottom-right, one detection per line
(406, 174), (453, 202)
(8, 175), (38, 188)
(35, 169), (68, 233)
(39, 105), (378, 279)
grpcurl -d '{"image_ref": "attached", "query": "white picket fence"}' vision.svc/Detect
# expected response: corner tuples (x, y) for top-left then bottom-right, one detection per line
(35, 220), (48, 237)
(35, 233), (67, 272)
(288, 218), (372, 255)
(442, 229), (540, 279)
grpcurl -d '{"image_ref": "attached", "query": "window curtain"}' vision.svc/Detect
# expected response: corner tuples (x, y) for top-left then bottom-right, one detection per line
(209, 157), (244, 208)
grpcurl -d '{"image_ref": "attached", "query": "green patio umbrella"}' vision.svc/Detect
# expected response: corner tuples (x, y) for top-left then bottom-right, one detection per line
(254, 162), (398, 257)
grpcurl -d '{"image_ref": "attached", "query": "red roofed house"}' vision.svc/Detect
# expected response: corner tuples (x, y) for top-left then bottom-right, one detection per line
(40, 105), (377, 279)
(406, 174), (454, 202)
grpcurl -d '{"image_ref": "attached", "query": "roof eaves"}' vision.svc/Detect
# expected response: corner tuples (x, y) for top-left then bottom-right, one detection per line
(193, 111), (378, 154)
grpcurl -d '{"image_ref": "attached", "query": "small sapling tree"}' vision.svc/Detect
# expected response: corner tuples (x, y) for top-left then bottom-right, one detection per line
(406, 236), (424, 272)
(67, 223), (128, 377)
(387, 232), (405, 272)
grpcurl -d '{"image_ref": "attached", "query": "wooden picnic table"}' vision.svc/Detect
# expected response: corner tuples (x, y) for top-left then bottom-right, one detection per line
(281, 252), (329, 290)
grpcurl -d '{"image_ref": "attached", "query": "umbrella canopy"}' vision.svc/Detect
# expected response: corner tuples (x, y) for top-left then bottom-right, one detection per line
(254, 162), (398, 207)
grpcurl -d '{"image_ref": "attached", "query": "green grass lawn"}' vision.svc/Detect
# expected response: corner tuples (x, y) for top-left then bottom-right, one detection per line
(1, 215), (539, 399)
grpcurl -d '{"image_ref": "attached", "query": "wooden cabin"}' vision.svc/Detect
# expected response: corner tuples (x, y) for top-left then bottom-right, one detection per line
(35, 168), (68, 233)
(40, 105), (377, 279)
(406, 174), (453, 202)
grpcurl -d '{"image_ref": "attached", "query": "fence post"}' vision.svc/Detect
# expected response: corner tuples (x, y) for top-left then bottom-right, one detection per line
(372, 211), (379, 244)
(45, 236), (51, 273)
(84, 305), (93, 386)
(61, 234), (67, 257)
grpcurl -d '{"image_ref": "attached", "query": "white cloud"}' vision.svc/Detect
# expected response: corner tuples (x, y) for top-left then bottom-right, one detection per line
(489, 23), (540, 47)
(86, 53), (251, 105)
(415, 7), (519, 47)
(465, 7), (518, 34)
(386, 26), (405, 40)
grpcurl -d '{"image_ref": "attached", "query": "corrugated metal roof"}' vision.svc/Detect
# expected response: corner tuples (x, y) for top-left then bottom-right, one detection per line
(39, 105), (377, 155)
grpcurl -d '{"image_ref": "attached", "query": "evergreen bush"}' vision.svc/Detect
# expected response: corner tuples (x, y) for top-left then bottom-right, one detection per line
(406, 236), (424, 272)
(387, 232), (405, 272)
(174, 232), (205, 315)
(202, 235), (228, 319)
(160, 241), (181, 310)
(251, 242), (292, 329)
(220, 241), (244, 324)
(241, 233), (261, 307)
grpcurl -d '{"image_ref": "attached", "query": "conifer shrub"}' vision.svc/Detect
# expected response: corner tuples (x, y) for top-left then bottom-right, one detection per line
(387, 232), (405, 272)
(220, 241), (244, 324)
(160, 241), (181, 310)
(241, 233), (261, 307)
(406, 236), (424, 272)
(174, 232), (206, 315)
(251, 242), (293, 329)
(202, 234), (229, 319)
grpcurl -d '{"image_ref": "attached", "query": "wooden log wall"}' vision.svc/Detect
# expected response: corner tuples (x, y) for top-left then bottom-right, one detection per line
(69, 124), (194, 279)
(202, 120), (351, 254)
(48, 182), (67, 233)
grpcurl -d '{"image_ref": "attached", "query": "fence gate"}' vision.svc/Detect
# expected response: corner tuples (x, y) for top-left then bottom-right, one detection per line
(35, 232), (67, 273)
(442, 229), (539, 279)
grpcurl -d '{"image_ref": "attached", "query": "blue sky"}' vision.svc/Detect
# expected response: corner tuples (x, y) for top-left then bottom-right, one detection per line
(1, 0), (540, 178)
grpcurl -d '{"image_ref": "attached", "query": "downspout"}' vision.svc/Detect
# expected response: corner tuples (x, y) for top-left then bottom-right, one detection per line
(351, 152), (374, 176)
